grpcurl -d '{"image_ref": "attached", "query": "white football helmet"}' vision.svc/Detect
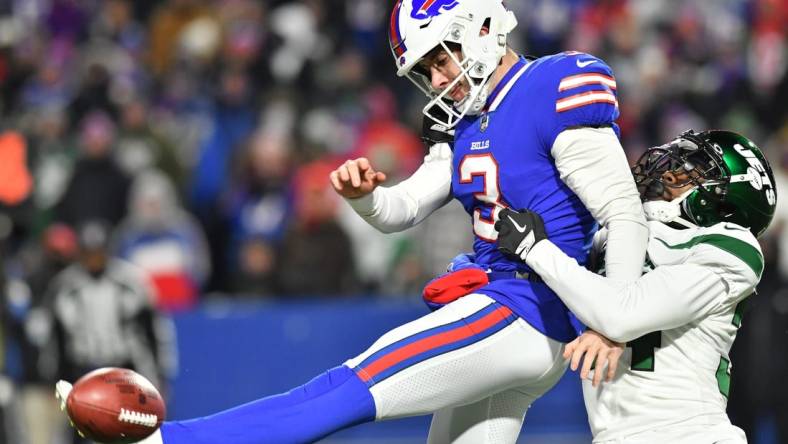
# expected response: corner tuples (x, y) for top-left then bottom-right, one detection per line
(389, 0), (518, 128)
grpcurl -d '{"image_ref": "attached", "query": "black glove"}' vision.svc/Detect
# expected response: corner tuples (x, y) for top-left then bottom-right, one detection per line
(494, 208), (547, 262)
(421, 103), (455, 147)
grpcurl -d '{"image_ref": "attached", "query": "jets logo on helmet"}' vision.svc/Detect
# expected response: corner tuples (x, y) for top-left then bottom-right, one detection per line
(411, 0), (460, 20)
(731, 142), (776, 205)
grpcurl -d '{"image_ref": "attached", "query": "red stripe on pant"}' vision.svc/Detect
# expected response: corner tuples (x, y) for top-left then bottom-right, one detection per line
(358, 306), (513, 382)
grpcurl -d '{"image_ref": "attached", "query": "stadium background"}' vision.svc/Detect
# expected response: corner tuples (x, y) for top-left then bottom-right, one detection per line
(0, 0), (786, 443)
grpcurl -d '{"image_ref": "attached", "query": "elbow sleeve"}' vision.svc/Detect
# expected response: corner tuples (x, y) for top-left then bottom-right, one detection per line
(343, 144), (453, 232)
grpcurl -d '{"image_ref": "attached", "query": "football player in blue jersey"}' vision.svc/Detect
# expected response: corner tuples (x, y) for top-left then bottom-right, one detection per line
(55, 1), (648, 443)
(330, 0), (651, 440)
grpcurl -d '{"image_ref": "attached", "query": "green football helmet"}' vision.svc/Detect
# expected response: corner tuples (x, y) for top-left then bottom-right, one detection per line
(632, 129), (777, 237)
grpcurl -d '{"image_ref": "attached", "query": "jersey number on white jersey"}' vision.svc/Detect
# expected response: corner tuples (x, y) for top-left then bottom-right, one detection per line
(628, 331), (661, 372)
(715, 302), (744, 398)
(627, 302), (746, 398)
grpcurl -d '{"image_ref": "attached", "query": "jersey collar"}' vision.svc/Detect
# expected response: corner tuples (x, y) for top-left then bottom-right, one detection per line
(484, 55), (530, 113)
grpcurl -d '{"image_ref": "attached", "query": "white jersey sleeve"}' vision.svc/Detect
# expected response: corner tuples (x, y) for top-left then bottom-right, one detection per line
(526, 240), (727, 342)
(526, 221), (763, 343)
(551, 127), (648, 282)
(345, 143), (453, 233)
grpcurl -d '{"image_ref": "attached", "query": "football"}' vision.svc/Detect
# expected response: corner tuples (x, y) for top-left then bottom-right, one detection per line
(65, 368), (165, 443)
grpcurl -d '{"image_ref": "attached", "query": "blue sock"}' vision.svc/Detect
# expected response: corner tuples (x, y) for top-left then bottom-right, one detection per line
(160, 365), (376, 444)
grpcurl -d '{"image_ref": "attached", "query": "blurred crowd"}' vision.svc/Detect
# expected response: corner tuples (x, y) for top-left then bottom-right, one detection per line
(0, 0), (786, 443)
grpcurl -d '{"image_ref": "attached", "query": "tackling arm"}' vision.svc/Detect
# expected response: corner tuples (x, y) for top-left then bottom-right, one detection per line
(551, 127), (648, 281)
(525, 240), (727, 343)
(345, 143), (453, 233)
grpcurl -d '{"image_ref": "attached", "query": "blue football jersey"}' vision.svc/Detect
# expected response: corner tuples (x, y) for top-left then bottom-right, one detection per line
(452, 52), (620, 342)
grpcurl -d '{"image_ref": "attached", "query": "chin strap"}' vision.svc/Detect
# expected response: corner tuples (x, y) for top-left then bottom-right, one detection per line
(642, 188), (697, 229)
(459, 81), (491, 117)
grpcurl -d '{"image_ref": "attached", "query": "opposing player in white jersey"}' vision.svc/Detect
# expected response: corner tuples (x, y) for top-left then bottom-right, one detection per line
(55, 0), (648, 442)
(495, 129), (776, 444)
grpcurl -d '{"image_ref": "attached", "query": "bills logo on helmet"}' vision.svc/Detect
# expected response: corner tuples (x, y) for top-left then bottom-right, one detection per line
(410, 0), (460, 20)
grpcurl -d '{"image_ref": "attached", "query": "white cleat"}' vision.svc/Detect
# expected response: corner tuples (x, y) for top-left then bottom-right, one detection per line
(55, 380), (73, 411)
(55, 380), (86, 438)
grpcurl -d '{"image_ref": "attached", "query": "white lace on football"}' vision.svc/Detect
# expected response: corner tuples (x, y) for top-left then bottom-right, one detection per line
(118, 408), (158, 428)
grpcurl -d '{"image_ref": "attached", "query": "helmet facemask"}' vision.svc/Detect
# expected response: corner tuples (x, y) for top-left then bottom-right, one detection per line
(405, 40), (491, 129)
(633, 130), (730, 228)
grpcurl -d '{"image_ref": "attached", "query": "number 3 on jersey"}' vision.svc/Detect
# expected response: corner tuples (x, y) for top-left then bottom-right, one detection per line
(459, 153), (508, 241)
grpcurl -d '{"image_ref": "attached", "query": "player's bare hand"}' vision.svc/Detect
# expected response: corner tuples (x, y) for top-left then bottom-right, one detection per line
(329, 158), (387, 199)
(564, 330), (625, 387)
